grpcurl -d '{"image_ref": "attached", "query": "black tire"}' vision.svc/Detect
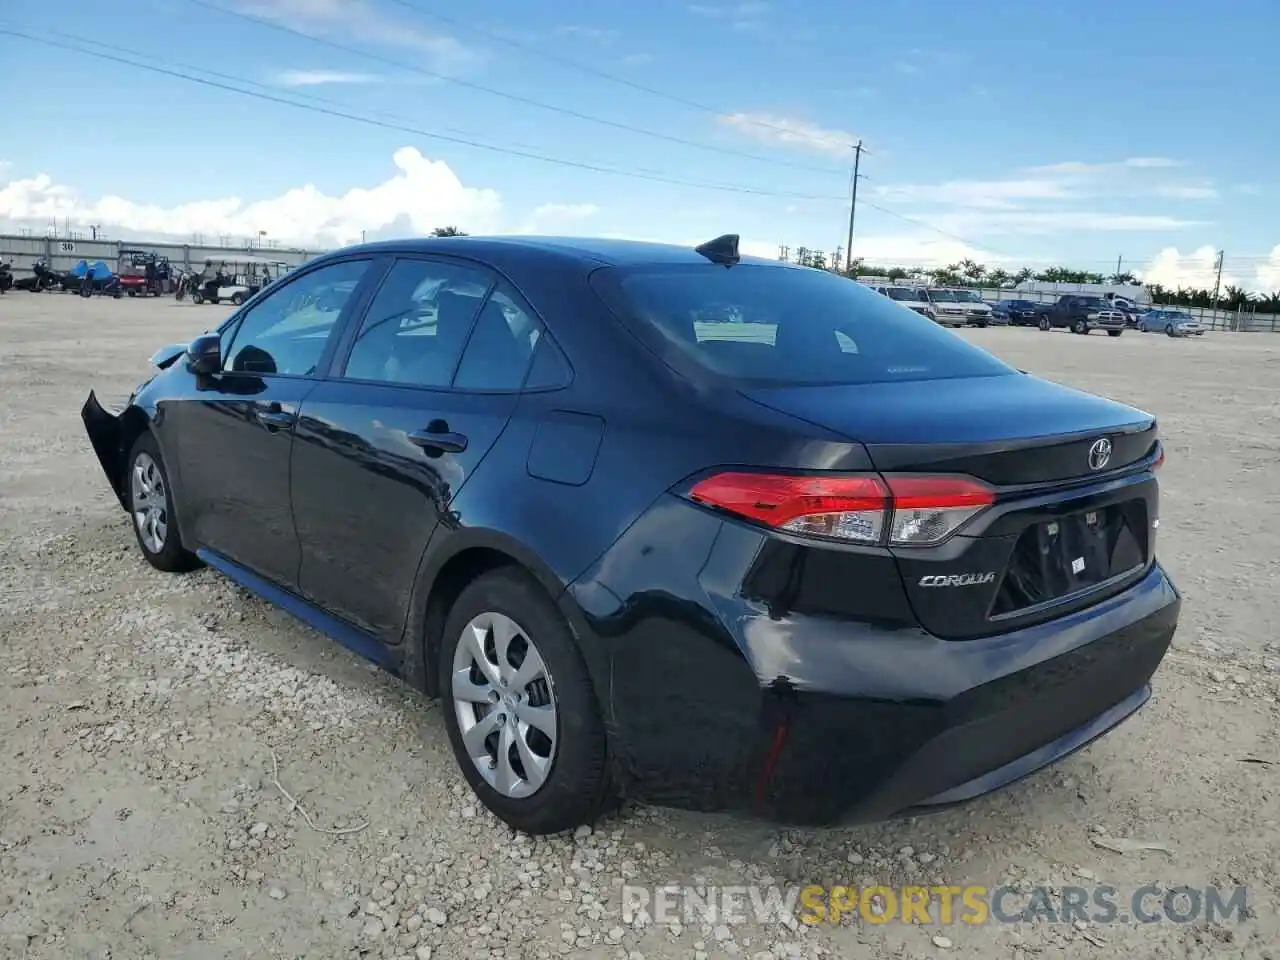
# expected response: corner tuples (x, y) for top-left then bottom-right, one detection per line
(125, 432), (201, 573)
(1038, 316), (1051, 331)
(1107, 330), (1122, 337)
(438, 568), (614, 835)
(1073, 319), (1088, 335)
(192, 292), (204, 304)
(231, 292), (245, 305)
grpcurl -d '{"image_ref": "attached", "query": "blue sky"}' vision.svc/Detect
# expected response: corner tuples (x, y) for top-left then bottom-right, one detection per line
(2, 0), (1279, 287)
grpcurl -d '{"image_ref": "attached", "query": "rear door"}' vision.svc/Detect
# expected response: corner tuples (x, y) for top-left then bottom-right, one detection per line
(290, 256), (542, 640)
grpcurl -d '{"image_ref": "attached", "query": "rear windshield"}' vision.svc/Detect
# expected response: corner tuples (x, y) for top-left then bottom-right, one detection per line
(590, 263), (1015, 386)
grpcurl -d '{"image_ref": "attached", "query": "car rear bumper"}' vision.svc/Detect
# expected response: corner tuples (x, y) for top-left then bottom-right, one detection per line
(757, 576), (1175, 824)
(569, 499), (1180, 825)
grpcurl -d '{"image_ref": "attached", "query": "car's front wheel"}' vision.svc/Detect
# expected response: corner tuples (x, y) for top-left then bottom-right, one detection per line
(439, 569), (613, 835)
(127, 433), (200, 573)
(1107, 330), (1122, 337)
(1073, 319), (1089, 335)
(1039, 316), (1051, 331)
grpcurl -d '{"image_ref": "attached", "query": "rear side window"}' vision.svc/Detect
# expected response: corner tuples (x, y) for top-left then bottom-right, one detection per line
(591, 263), (1014, 385)
(453, 283), (542, 390)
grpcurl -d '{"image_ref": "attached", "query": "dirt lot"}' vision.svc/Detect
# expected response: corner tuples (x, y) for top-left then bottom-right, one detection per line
(1, 293), (1278, 960)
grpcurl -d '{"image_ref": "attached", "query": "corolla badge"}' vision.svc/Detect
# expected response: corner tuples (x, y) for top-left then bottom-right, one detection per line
(1088, 437), (1113, 471)
(918, 573), (995, 587)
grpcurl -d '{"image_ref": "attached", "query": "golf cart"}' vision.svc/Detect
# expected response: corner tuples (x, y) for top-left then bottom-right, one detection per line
(118, 249), (171, 297)
(192, 256), (292, 305)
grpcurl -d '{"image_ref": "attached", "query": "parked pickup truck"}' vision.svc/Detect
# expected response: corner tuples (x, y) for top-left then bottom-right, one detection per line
(1036, 295), (1127, 336)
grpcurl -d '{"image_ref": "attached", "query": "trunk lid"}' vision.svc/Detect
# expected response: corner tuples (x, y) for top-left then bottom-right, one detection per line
(743, 373), (1161, 639)
(742, 372), (1156, 485)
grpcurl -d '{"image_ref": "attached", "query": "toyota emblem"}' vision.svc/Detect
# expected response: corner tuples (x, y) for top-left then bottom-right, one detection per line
(1088, 438), (1112, 471)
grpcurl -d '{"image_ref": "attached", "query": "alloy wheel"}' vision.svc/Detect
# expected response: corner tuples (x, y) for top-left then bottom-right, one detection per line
(130, 452), (168, 554)
(451, 611), (558, 799)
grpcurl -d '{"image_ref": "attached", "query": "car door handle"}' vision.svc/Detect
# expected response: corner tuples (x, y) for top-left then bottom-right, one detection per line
(257, 411), (296, 427)
(408, 428), (468, 453)
(254, 403), (296, 429)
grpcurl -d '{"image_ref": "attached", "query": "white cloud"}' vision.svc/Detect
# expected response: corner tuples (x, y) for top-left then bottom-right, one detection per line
(687, 2), (769, 31)
(1026, 157), (1182, 175)
(1152, 183), (1218, 200)
(1142, 245), (1280, 293)
(0, 148), (503, 247)
(233, 0), (480, 72)
(925, 210), (1204, 237)
(274, 69), (381, 87)
(1141, 246), (1228, 289)
(553, 25), (619, 44)
(717, 112), (855, 157)
(518, 203), (602, 234)
(874, 178), (1077, 210)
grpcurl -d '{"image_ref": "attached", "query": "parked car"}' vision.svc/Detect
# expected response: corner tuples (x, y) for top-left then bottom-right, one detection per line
(927, 288), (993, 327)
(1036, 295), (1127, 335)
(81, 234), (1178, 834)
(991, 299), (1041, 327)
(1138, 309), (1204, 337)
(867, 283), (937, 322)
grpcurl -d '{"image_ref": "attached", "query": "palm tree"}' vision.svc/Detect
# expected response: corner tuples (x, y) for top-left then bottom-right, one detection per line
(431, 226), (468, 237)
(958, 258), (986, 286)
(987, 268), (1011, 288)
(1222, 285), (1252, 310)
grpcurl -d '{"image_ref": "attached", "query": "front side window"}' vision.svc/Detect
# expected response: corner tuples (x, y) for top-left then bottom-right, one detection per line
(223, 259), (370, 376)
(591, 263), (1014, 386)
(342, 258), (494, 388)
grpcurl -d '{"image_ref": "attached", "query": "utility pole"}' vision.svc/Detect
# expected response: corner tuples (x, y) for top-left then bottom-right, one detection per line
(831, 245), (842, 272)
(844, 140), (863, 274)
(1211, 249), (1225, 329)
(1115, 254), (1122, 278)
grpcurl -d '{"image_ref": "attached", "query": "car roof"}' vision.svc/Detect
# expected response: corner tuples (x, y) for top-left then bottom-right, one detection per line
(308, 235), (790, 270)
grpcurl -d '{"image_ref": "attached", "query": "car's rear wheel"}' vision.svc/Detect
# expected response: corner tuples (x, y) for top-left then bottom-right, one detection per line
(1073, 319), (1088, 335)
(439, 569), (613, 835)
(1038, 316), (1050, 331)
(126, 433), (200, 573)
(1107, 330), (1122, 337)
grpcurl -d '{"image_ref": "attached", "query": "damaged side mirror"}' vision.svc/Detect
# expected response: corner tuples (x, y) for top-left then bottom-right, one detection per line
(186, 334), (222, 376)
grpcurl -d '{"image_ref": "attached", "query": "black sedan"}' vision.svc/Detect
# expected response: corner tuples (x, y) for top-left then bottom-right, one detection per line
(991, 299), (1043, 326)
(82, 234), (1179, 834)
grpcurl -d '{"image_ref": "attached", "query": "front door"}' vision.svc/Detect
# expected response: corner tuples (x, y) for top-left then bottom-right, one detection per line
(170, 257), (376, 586)
(291, 257), (540, 640)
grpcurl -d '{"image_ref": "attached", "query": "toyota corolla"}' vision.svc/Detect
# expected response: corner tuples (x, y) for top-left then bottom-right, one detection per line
(81, 234), (1179, 835)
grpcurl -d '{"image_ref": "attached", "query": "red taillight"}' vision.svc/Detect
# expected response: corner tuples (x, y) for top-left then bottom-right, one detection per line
(688, 472), (890, 543)
(1152, 446), (1165, 471)
(687, 471), (994, 546)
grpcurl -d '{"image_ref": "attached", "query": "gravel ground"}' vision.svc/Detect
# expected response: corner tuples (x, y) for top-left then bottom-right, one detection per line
(1, 294), (1278, 960)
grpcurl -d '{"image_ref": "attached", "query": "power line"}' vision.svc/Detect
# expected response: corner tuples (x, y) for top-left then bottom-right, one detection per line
(380, 0), (864, 154)
(183, 0), (851, 178)
(0, 28), (859, 203)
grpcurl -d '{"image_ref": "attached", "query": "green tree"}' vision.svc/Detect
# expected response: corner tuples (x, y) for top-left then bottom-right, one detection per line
(959, 258), (986, 286)
(431, 226), (468, 237)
